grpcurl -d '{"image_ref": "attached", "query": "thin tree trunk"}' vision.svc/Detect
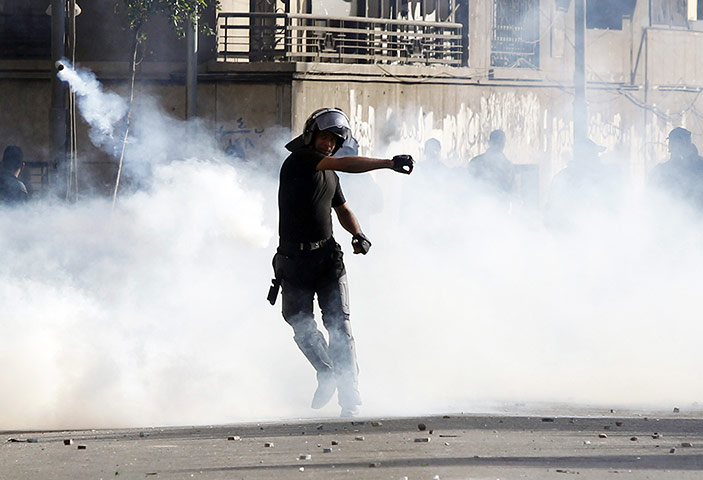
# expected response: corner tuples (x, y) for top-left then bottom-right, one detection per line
(112, 30), (141, 209)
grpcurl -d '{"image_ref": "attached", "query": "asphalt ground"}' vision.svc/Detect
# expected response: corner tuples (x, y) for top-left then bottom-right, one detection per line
(3, 410), (703, 479)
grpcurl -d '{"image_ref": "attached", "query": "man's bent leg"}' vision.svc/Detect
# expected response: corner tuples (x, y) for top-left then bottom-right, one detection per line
(318, 274), (361, 416)
(282, 280), (336, 409)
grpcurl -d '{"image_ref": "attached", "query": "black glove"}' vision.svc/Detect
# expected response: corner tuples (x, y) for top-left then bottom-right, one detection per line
(351, 233), (372, 255)
(392, 154), (414, 174)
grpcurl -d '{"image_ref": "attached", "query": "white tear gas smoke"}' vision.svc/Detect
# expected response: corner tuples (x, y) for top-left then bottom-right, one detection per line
(57, 60), (128, 150)
(1, 63), (701, 431)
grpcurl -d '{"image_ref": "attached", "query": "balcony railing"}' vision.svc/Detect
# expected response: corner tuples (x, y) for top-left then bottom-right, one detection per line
(218, 12), (464, 66)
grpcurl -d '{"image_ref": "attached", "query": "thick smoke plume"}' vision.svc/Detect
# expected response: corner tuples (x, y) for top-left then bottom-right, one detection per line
(1, 62), (701, 430)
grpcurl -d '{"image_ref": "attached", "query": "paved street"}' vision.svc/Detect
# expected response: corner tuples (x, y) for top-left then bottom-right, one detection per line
(3, 409), (703, 479)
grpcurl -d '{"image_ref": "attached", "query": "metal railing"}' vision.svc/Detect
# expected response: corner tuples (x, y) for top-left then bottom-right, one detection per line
(218, 12), (464, 66)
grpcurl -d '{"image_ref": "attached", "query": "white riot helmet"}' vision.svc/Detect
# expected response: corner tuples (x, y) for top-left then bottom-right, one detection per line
(285, 108), (351, 153)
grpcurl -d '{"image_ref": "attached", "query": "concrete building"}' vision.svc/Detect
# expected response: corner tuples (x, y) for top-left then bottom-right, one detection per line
(1, 0), (703, 199)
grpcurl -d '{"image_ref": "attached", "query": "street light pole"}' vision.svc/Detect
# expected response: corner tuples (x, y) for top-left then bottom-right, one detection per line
(50, 0), (67, 191)
(186, 12), (198, 120)
(573, 0), (587, 148)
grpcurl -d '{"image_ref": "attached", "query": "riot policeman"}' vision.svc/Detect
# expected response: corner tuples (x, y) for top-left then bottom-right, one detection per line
(270, 107), (413, 417)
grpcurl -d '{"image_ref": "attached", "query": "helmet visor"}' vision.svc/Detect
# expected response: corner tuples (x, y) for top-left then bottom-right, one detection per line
(315, 110), (351, 140)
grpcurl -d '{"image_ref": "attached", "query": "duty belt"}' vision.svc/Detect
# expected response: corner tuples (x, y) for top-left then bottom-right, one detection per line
(280, 236), (333, 252)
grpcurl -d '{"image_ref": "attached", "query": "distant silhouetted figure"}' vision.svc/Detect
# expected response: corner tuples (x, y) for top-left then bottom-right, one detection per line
(468, 129), (515, 201)
(648, 127), (703, 209)
(424, 138), (442, 166)
(545, 139), (621, 229)
(0, 146), (29, 204)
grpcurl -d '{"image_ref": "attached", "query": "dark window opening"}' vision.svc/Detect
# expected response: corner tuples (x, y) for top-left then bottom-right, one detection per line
(587, 0), (637, 29)
(491, 0), (540, 68)
(0, 13), (51, 59)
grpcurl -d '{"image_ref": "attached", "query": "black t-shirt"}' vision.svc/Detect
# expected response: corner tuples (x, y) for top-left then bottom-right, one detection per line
(0, 171), (28, 204)
(278, 147), (346, 243)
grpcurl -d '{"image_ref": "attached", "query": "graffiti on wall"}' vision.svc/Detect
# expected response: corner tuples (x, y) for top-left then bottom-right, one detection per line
(218, 118), (265, 162)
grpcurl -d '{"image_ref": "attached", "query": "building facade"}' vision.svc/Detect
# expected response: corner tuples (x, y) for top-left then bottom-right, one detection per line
(1, 0), (703, 198)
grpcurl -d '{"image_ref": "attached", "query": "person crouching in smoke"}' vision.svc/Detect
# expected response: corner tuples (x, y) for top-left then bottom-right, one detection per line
(268, 107), (414, 417)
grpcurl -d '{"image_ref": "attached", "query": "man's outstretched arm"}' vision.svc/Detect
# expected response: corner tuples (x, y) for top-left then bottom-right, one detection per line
(318, 155), (414, 174)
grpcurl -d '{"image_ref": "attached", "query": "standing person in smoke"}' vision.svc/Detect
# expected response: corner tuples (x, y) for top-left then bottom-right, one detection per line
(0, 146), (29, 204)
(467, 129), (515, 206)
(544, 138), (622, 229)
(269, 107), (414, 417)
(648, 127), (703, 210)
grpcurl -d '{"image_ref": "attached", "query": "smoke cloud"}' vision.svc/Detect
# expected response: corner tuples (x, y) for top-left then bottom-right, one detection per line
(1, 62), (701, 431)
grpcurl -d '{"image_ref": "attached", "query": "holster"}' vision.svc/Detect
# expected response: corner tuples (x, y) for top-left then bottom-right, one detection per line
(267, 254), (282, 305)
(267, 277), (280, 305)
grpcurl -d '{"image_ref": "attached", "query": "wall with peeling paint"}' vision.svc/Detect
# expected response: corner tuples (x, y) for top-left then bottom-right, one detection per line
(2, 69), (701, 199)
(291, 78), (674, 196)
